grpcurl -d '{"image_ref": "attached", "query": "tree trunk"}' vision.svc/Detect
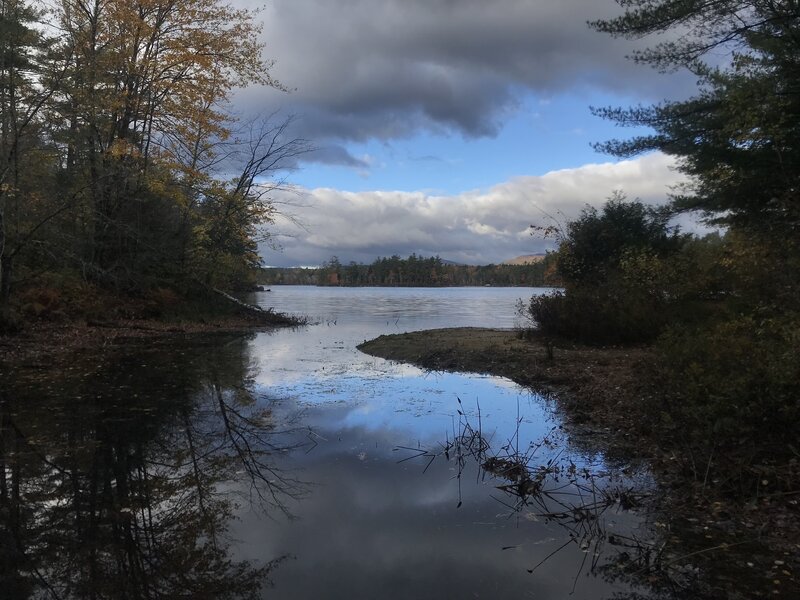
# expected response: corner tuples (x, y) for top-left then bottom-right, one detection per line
(0, 203), (5, 308)
(0, 393), (7, 504)
(0, 252), (11, 314)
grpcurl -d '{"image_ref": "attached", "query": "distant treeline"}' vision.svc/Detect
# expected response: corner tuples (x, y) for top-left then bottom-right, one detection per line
(260, 254), (559, 287)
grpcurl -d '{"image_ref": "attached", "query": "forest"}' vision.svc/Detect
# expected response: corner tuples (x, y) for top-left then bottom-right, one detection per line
(0, 0), (303, 331)
(261, 254), (558, 287)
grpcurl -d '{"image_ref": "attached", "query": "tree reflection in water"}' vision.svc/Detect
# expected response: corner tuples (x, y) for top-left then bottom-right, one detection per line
(0, 334), (304, 599)
(396, 399), (701, 600)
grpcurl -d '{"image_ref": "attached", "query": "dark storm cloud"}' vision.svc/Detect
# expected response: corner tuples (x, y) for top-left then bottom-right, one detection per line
(308, 145), (371, 168)
(238, 0), (691, 146)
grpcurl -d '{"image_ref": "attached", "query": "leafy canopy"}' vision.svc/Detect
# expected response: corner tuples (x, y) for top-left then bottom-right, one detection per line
(556, 193), (685, 286)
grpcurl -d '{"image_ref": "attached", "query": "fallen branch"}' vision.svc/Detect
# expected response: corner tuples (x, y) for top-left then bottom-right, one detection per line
(86, 319), (185, 333)
(194, 278), (303, 326)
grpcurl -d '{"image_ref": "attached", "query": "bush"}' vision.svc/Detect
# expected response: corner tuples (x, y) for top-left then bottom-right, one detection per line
(526, 196), (689, 344)
(555, 194), (685, 287)
(655, 313), (800, 456)
(528, 286), (667, 344)
(18, 286), (63, 319)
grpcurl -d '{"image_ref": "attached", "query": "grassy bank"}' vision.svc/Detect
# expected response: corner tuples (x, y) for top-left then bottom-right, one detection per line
(358, 327), (799, 599)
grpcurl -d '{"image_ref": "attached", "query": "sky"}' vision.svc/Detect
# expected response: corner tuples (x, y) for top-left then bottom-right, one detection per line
(232, 0), (699, 267)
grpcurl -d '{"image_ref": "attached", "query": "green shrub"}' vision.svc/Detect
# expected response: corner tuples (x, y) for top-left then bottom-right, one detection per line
(528, 285), (668, 344)
(655, 313), (800, 456)
(527, 196), (690, 344)
(555, 194), (685, 287)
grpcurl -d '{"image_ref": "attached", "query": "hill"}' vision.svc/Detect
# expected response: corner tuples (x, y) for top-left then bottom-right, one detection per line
(502, 254), (546, 265)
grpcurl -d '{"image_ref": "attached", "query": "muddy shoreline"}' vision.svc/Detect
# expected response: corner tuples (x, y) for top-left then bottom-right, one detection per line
(358, 327), (799, 599)
(359, 327), (651, 444)
(0, 313), (299, 370)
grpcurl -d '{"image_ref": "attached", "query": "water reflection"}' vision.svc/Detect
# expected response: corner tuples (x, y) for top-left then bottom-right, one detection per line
(0, 334), (301, 599)
(232, 287), (662, 599)
(239, 399), (658, 600)
(2, 287), (674, 599)
(398, 408), (662, 591)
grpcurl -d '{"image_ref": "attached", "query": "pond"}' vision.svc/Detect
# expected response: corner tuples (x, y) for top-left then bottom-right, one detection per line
(1, 286), (660, 599)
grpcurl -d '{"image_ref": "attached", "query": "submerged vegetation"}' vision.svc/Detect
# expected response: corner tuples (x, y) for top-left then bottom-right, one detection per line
(397, 403), (662, 594)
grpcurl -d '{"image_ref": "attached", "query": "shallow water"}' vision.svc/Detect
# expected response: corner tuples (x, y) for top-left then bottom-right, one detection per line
(1, 286), (658, 599)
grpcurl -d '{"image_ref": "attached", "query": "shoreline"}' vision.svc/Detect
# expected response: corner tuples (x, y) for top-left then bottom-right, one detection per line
(0, 312), (302, 370)
(359, 327), (652, 454)
(358, 326), (799, 599)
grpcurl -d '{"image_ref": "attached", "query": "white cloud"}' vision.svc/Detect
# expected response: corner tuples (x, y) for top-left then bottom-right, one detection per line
(261, 152), (689, 266)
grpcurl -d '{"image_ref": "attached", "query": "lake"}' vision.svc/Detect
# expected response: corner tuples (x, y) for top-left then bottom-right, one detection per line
(1, 286), (658, 599)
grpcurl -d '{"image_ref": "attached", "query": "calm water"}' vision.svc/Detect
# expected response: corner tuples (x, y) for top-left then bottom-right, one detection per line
(1, 287), (657, 599)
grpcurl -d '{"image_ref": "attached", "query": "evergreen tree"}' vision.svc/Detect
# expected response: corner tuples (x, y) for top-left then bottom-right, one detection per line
(591, 1), (800, 234)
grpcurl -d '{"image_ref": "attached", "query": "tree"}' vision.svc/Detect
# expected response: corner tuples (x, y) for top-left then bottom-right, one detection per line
(189, 116), (310, 289)
(0, 0), (307, 325)
(528, 195), (686, 343)
(555, 192), (684, 287)
(53, 0), (279, 276)
(588, 2), (800, 457)
(590, 1), (800, 234)
(591, 1), (800, 319)
(0, 0), (53, 315)
(317, 256), (342, 285)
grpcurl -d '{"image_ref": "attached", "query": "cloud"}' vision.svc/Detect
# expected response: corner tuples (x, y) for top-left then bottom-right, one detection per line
(307, 145), (371, 168)
(236, 0), (694, 150)
(243, 419), (603, 599)
(261, 152), (689, 267)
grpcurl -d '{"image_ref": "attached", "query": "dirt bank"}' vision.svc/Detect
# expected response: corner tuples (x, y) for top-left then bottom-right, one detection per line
(0, 311), (301, 370)
(358, 327), (799, 600)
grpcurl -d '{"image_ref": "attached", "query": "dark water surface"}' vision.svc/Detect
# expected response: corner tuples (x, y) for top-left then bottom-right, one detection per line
(2, 287), (658, 599)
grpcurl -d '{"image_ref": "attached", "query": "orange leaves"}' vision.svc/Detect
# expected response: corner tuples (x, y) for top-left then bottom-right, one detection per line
(58, 0), (275, 165)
